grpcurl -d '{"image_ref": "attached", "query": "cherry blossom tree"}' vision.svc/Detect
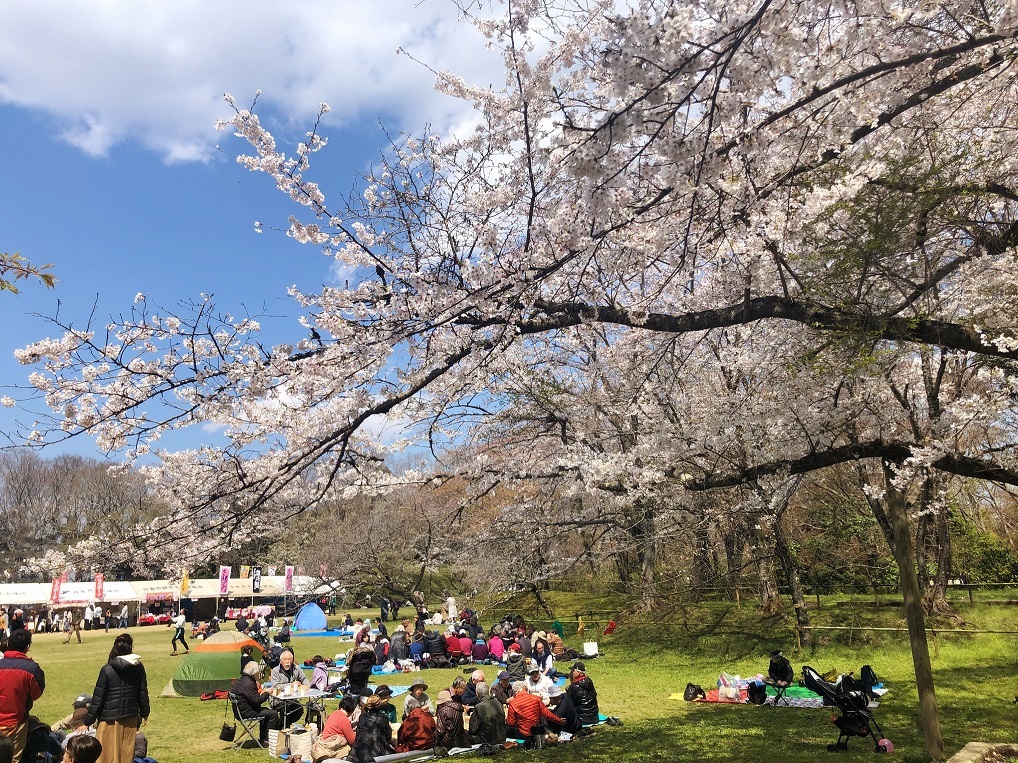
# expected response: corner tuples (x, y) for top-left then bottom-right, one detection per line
(10, 1), (1018, 756)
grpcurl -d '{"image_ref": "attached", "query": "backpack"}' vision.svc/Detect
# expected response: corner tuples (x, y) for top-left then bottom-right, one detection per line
(860, 665), (880, 695)
(683, 683), (706, 701)
(747, 681), (768, 705)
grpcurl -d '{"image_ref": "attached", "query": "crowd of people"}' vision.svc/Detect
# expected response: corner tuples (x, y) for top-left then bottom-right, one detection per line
(232, 606), (603, 761)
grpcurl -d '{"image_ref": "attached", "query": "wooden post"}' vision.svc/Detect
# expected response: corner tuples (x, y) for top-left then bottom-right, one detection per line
(967, 586), (974, 606)
(794, 626), (801, 651)
(735, 586), (741, 609)
(932, 630), (939, 659)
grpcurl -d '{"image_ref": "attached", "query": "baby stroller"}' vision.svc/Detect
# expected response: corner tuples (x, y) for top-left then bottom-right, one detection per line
(802, 666), (889, 753)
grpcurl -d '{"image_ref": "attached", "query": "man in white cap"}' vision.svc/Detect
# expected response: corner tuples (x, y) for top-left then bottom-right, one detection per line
(524, 660), (554, 698)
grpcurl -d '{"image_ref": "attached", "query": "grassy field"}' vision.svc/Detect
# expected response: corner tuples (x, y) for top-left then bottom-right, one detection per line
(21, 595), (1018, 763)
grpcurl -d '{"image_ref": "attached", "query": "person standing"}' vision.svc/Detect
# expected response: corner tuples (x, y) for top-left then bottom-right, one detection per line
(0, 629), (45, 763)
(62, 610), (83, 645)
(83, 633), (150, 763)
(82, 605), (93, 632)
(168, 612), (188, 656)
(118, 605), (129, 630)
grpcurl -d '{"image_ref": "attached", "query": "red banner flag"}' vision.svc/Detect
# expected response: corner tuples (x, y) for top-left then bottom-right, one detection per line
(284, 566), (294, 592)
(49, 577), (61, 605)
(94, 573), (105, 601)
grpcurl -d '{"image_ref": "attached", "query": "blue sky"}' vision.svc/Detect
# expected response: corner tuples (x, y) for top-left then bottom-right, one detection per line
(0, 0), (500, 459)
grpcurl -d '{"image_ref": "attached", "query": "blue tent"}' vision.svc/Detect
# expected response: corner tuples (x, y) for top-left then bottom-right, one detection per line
(293, 601), (328, 631)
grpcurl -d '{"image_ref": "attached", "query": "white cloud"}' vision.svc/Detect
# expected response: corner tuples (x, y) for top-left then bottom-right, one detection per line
(0, 0), (503, 161)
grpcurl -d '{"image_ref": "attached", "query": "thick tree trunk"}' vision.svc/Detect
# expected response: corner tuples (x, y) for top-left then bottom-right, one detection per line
(723, 520), (745, 601)
(774, 518), (811, 630)
(688, 524), (714, 602)
(634, 503), (657, 611)
(751, 518), (781, 614)
(885, 473), (945, 760)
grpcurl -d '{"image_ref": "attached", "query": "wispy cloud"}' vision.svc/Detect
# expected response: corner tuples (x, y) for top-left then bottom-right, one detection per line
(0, 0), (503, 161)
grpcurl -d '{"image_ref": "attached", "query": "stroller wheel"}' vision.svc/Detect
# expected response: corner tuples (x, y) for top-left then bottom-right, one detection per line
(837, 742), (848, 750)
(827, 744), (839, 753)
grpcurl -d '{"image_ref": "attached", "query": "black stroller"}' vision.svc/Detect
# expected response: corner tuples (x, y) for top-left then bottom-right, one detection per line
(802, 666), (889, 753)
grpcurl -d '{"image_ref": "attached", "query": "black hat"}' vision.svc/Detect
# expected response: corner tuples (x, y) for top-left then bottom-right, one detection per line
(73, 694), (92, 708)
(769, 649), (783, 658)
(571, 661), (586, 673)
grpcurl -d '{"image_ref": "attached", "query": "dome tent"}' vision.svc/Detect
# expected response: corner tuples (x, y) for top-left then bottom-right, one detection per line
(293, 601), (328, 631)
(160, 630), (264, 697)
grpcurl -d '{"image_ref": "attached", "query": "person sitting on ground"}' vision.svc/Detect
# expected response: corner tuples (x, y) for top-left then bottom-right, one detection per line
(408, 631), (426, 663)
(434, 690), (470, 750)
(51, 694), (92, 735)
(347, 695), (394, 763)
(767, 649), (794, 688)
(422, 628), (447, 660)
(471, 636), (489, 663)
(487, 628), (505, 662)
(468, 682), (507, 746)
(461, 670), (485, 707)
(373, 633), (390, 665)
(309, 655), (329, 691)
(235, 614), (249, 633)
(506, 684), (563, 743)
(516, 629), (533, 659)
(492, 671), (514, 706)
(505, 643), (528, 681)
(373, 685), (396, 723)
(547, 684), (581, 734)
(234, 661), (278, 745)
(457, 630), (473, 660)
(274, 619), (291, 645)
(388, 628), (410, 664)
(547, 630), (565, 657)
(395, 704), (435, 753)
(322, 694), (357, 744)
(443, 628), (462, 661)
(566, 662), (600, 726)
(343, 614), (354, 629)
(63, 734), (102, 763)
(533, 639), (556, 678)
(525, 660), (554, 698)
(402, 679), (430, 720)
(374, 618), (388, 639)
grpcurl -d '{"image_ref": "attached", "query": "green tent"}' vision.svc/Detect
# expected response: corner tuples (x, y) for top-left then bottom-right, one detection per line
(160, 630), (264, 697)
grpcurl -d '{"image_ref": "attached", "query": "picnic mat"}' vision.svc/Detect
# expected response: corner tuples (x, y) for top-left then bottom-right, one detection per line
(669, 685), (826, 709)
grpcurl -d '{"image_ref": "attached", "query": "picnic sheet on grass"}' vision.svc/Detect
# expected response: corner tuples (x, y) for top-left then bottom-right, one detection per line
(669, 680), (825, 708)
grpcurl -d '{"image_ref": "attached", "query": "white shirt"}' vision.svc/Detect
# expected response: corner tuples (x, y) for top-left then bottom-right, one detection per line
(172, 613), (186, 628)
(525, 674), (554, 697)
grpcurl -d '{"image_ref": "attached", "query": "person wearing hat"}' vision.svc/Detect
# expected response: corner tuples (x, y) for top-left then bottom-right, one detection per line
(348, 694), (394, 763)
(434, 690), (469, 750)
(566, 662), (600, 726)
(547, 684), (581, 734)
(767, 650), (794, 686)
(505, 643), (527, 682)
(403, 678), (431, 720)
(524, 660), (554, 697)
(52, 695), (93, 736)
(492, 671), (514, 706)
(373, 685), (397, 723)
(506, 684), (562, 744)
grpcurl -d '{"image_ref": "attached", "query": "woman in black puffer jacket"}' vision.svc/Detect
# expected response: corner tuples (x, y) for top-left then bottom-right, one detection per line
(83, 633), (150, 763)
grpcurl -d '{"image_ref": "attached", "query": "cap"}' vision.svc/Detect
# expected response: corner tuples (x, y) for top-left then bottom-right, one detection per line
(769, 649), (783, 658)
(571, 661), (586, 673)
(436, 689), (453, 706)
(528, 660), (541, 673)
(509, 643), (521, 652)
(547, 685), (565, 698)
(73, 694), (92, 708)
(497, 671), (510, 681)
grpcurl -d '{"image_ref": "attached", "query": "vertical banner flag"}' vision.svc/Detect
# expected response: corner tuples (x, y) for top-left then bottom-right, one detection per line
(252, 566), (262, 594)
(219, 565), (231, 595)
(267, 566), (277, 577)
(239, 566), (251, 579)
(180, 570), (190, 598)
(94, 573), (105, 601)
(49, 577), (61, 605)
(284, 565), (294, 593)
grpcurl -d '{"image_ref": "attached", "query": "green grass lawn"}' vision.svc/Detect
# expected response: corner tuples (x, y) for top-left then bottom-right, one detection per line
(22, 598), (1018, 763)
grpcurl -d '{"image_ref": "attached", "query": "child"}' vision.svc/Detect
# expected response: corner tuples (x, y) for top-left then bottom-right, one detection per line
(64, 736), (102, 763)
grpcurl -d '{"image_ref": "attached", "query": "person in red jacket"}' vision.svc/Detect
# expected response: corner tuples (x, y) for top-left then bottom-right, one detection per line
(0, 629), (46, 763)
(506, 684), (562, 743)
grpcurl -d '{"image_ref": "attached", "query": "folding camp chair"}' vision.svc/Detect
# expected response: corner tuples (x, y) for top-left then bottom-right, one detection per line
(227, 692), (266, 750)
